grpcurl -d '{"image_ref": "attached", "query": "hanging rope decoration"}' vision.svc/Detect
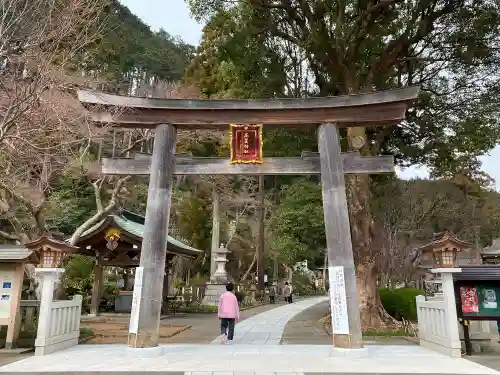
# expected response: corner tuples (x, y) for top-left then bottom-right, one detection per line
(105, 228), (121, 250)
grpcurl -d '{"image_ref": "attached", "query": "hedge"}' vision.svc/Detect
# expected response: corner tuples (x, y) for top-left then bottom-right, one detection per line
(379, 287), (423, 322)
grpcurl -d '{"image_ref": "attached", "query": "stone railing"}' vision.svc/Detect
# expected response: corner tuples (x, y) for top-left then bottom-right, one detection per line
(35, 295), (82, 356)
(416, 296), (448, 346)
(416, 288), (461, 357)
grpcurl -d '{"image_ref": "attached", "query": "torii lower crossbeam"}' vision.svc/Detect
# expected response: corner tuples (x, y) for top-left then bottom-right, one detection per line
(101, 153), (394, 176)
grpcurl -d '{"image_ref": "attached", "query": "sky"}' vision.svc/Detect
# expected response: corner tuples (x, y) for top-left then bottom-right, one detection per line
(120, 0), (500, 190)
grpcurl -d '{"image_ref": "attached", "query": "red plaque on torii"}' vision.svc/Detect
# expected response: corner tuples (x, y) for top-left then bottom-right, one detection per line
(229, 124), (263, 164)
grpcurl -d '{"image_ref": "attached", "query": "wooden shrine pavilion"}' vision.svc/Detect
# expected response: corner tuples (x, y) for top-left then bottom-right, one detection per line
(73, 210), (201, 315)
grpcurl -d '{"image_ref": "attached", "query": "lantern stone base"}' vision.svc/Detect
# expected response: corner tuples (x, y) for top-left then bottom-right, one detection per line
(126, 345), (164, 358)
(329, 347), (369, 358)
(202, 283), (227, 307)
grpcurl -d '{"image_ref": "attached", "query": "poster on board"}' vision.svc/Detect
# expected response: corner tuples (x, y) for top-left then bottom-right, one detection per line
(483, 288), (498, 309)
(328, 266), (349, 335)
(460, 286), (479, 313)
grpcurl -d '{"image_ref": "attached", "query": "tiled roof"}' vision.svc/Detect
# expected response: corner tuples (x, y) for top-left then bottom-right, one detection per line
(80, 212), (202, 258)
(0, 245), (38, 262)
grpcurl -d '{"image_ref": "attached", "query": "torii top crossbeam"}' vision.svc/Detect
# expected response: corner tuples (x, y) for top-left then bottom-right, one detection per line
(77, 86), (420, 129)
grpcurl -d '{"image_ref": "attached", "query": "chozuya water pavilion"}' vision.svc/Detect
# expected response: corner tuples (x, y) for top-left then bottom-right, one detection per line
(77, 86), (420, 354)
(73, 210), (201, 316)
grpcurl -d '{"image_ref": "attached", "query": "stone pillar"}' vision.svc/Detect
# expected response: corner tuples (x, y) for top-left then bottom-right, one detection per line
(431, 268), (462, 357)
(210, 189), (220, 278)
(257, 175), (265, 291)
(128, 123), (176, 354)
(318, 123), (364, 351)
(35, 268), (65, 346)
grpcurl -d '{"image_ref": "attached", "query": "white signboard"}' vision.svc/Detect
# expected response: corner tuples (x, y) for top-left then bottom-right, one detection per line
(0, 271), (14, 320)
(328, 266), (349, 334)
(128, 267), (144, 334)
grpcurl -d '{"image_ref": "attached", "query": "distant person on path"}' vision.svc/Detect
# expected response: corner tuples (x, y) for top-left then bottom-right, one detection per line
(268, 283), (276, 304)
(284, 282), (293, 303)
(218, 282), (240, 344)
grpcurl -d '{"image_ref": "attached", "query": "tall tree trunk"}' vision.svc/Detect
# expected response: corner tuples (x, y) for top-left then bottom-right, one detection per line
(346, 127), (394, 329)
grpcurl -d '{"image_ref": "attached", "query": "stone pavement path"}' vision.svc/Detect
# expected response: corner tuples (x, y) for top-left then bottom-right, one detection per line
(0, 302), (288, 368)
(2, 342), (497, 374)
(281, 300), (416, 346)
(210, 296), (328, 345)
(161, 302), (289, 344)
(281, 299), (330, 345)
(1, 296), (498, 374)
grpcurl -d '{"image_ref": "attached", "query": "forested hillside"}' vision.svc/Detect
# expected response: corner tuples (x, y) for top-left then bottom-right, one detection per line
(1, 0), (500, 329)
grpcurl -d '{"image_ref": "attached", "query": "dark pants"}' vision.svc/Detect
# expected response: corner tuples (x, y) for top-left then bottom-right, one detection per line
(269, 295), (275, 304)
(221, 318), (235, 340)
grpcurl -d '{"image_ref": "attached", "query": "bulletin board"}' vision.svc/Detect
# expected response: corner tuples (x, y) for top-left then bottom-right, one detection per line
(0, 270), (15, 320)
(459, 283), (500, 318)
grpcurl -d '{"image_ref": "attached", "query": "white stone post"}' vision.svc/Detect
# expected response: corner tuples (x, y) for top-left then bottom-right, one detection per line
(35, 268), (65, 344)
(431, 268), (462, 358)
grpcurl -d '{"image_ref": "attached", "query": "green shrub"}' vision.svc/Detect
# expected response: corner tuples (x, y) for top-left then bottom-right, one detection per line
(379, 287), (423, 322)
(79, 327), (94, 338)
(177, 302), (217, 313)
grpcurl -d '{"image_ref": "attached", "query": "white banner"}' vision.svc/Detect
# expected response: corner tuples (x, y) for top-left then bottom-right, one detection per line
(129, 267), (144, 334)
(328, 266), (349, 334)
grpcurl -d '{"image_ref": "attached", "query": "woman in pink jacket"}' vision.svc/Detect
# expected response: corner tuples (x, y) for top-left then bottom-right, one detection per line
(218, 282), (240, 344)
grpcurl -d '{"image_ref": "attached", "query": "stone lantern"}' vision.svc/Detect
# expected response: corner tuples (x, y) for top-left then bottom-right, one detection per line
(202, 243), (231, 307)
(419, 231), (471, 269)
(211, 243), (229, 282)
(25, 236), (78, 268)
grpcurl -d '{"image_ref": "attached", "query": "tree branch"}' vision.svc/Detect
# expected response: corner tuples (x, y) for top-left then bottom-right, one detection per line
(69, 176), (131, 245)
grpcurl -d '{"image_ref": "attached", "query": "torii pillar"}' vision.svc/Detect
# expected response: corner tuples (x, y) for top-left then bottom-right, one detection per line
(128, 124), (176, 354)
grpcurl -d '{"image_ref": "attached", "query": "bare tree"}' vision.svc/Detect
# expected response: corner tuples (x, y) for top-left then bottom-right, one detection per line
(0, 0), (107, 143)
(0, 0), (108, 296)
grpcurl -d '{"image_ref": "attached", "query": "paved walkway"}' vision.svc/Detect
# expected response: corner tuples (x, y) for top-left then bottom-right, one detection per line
(1, 296), (499, 374)
(281, 299), (330, 345)
(162, 302), (290, 344)
(210, 297), (328, 345)
(281, 300), (417, 346)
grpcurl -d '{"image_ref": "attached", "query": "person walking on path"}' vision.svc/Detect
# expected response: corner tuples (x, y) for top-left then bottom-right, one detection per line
(218, 282), (240, 344)
(268, 283), (276, 304)
(284, 282), (293, 303)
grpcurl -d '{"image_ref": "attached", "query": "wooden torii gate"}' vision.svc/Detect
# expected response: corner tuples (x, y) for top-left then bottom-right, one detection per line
(78, 87), (419, 351)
